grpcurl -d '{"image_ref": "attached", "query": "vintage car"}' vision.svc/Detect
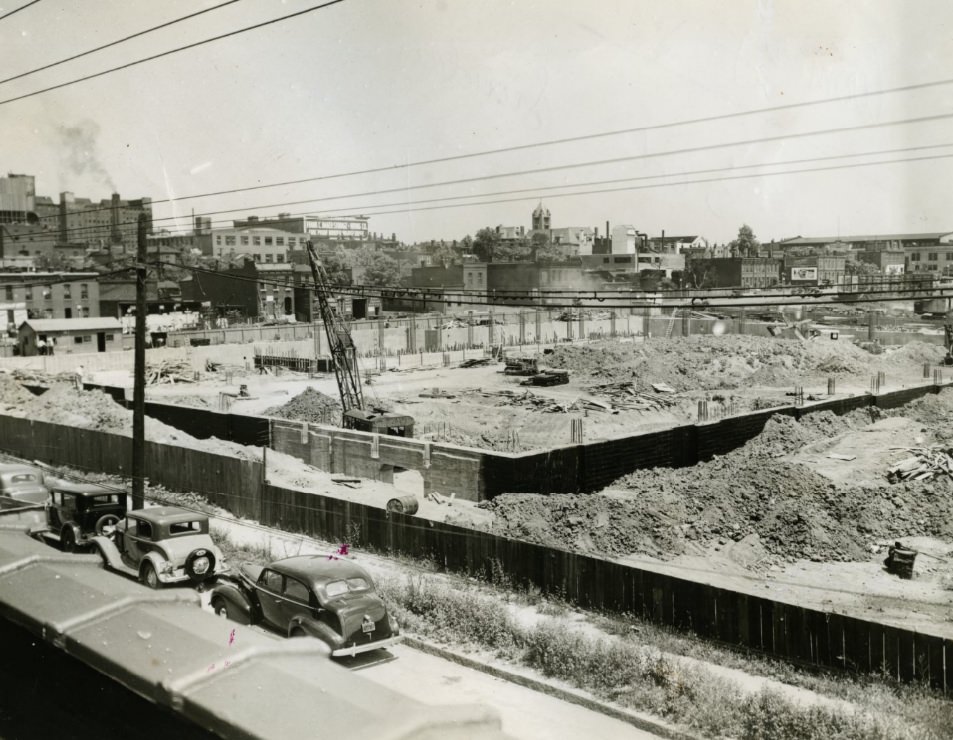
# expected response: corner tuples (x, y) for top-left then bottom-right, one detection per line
(0, 463), (47, 509)
(209, 555), (401, 658)
(33, 478), (126, 552)
(92, 506), (227, 588)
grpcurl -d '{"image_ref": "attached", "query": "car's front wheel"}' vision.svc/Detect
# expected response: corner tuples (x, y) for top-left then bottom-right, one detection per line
(212, 596), (231, 620)
(61, 527), (77, 553)
(139, 562), (160, 589)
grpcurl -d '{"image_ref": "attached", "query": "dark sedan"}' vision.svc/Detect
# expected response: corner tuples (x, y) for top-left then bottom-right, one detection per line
(210, 555), (401, 658)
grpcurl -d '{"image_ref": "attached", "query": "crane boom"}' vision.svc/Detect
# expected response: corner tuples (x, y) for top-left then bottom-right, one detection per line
(305, 240), (365, 413)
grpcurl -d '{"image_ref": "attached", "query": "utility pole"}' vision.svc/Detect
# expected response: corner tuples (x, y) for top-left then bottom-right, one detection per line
(132, 213), (147, 509)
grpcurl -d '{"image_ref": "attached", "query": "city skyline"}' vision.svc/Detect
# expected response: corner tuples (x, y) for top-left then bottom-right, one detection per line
(1, 0), (951, 246)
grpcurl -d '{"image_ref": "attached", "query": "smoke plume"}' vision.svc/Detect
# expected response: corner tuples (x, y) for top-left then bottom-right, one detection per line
(57, 120), (115, 191)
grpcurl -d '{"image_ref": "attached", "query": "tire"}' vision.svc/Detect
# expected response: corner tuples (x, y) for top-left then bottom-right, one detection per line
(212, 596), (230, 620)
(140, 562), (160, 590)
(94, 514), (120, 536)
(289, 627), (307, 638)
(61, 527), (77, 553)
(184, 549), (217, 583)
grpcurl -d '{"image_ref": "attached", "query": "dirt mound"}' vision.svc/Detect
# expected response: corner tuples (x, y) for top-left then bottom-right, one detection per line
(876, 341), (947, 367)
(264, 386), (341, 424)
(0, 373), (39, 410)
(486, 410), (953, 565)
(544, 336), (870, 392)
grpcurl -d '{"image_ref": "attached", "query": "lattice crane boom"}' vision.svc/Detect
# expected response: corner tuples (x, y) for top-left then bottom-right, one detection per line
(305, 240), (365, 412)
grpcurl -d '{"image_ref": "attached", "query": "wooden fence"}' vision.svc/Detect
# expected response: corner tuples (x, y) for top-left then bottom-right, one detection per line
(1, 411), (949, 692)
(259, 483), (951, 694)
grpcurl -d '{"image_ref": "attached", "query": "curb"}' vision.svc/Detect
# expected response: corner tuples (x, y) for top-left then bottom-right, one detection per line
(403, 636), (700, 740)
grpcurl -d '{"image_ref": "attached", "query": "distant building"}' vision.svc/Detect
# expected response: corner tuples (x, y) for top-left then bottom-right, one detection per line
(201, 226), (309, 263)
(611, 225), (643, 255)
(0, 272), (100, 321)
(547, 227), (595, 257)
(646, 234), (708, 253)
(783, 255), (846, 285)
(779, 232), (953, 251)
(857, 249), (905, 275)
(180, 260), (315, 322)
(233, 213), (369, 242)
(0, 174), (36, 223)
(35, 191), (153, 250)
(494, 225), (525, 243)
(684, 257), (781, 289)
(18, 317), (121, 356)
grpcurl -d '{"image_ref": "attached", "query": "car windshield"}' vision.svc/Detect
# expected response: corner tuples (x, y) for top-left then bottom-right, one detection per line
(1, 473), (39, 485)
(325, 577), (369, 597)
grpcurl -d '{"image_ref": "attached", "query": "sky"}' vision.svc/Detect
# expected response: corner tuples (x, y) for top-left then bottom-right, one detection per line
(1, 0), (952, 245)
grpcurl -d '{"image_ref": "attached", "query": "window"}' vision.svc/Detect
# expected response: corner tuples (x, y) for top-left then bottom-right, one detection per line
(43, 285), (52, 299)
(241, 236), (249, 246)
(25, 285), (32, 300)
(910, 252), (921, 261)
(288, 238), (296, 247)
(81, 306), (90, 318)
(253, 254), (261, 262)
(63, 285), (71, 299)
(264, 254), (273, 263)
(276, 254), (285, 263)
(80, 283), (88, 299)
(929, 252), (938, 261)
(74, 336), (84, 344)
(261, 569), (282, 593)
(284, 578), (309, 603)
(225, 236), (236, 246)
(3, 286), (11, 301)
(264, 237), (273, 246)
(253, 237), (261, 246)
(105, 334), (114, 342)
(82, 335), (91, 343)
(215, 236), (222, 244)
(275, 237), (284, 246)
(134, 520), (153, 539)
(169, 521), (201, 535)
(945, 254), (953, 261)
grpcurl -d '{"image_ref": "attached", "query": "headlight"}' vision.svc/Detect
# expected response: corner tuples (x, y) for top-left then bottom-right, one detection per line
(192, 556), (210, 574)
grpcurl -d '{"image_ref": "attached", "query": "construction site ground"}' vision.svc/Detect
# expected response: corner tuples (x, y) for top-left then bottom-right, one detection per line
(4, 333), (953, 640)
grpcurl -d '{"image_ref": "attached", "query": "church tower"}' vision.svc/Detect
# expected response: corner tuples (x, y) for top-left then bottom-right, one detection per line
(531, 201), (551, 231)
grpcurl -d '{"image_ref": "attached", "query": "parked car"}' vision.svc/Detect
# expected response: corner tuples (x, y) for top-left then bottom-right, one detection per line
(92, 507), (227, 588)
(0, 463), (47, 509)
(210, 555), (401, 658)
(34, 478), (126, 552)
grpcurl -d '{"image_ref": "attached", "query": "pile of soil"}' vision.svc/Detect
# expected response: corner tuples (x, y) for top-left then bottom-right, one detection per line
(878, 341), (947, 367)
(264, 386), (341, 423)
(0, 373), (39, 411)
(543, 336), (872, 392)
(485, 405), (953, 565)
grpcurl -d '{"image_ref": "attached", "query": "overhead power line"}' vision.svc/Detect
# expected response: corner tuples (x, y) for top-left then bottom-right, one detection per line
(0, 0), (40, 22)
(0, 0), (346, 106)
(80, 77), (953, 207)
(34, 113), (953, 232)
(39, 146), (953, 242)
(0, 0), (244, 86)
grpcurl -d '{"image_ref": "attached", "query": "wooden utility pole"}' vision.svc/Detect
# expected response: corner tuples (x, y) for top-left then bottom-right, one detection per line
(132, 213), (148, 509)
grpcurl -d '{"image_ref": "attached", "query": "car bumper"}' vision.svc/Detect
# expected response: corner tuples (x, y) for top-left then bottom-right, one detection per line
(157, 566), (229, 584)
(331, 635), (402, 658)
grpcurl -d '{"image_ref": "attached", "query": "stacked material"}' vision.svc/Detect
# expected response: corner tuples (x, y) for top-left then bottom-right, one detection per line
(147, 360), (195, 384)
(887, 447), (953, 483)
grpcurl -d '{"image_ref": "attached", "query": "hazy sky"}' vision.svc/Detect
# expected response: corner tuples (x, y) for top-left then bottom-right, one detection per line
(2, 0), (951, 244)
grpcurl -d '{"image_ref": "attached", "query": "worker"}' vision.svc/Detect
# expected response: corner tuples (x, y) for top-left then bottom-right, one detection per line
(74, 365), (85, 391)
(37, 338), (46, 356)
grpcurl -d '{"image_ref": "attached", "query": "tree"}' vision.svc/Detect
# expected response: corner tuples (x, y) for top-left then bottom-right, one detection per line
(684, 259), (714, 288)
(472, 228), (500, 262)
(729, 224), (760, 258)
(530, 232), (564, 262)
(361, 252), (399, 286)
(319, 250), (353, 285)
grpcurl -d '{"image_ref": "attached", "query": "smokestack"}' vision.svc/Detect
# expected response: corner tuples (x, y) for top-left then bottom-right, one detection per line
(58, 192), (70, 243)
(110, 192), (121, 246)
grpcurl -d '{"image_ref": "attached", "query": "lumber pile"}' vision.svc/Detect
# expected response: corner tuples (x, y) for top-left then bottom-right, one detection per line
(587, 381), (678, 411)
(146, 360), (195, 385)
(458, 358), (493, 369)
(887, 446), (953, 482)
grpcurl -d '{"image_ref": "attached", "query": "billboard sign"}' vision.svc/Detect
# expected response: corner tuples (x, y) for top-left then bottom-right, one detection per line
(884, 263), (905, 275)
(790, 266), (818, 282)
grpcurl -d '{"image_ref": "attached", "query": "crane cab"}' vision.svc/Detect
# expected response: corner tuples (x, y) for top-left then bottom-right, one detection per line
(342, 409), (415, 437)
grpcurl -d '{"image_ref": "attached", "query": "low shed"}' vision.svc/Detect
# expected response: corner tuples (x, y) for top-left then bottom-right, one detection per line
(17, 317), (123, 356)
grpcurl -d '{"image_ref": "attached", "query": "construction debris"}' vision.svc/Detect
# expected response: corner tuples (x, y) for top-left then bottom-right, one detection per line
(887, 446), (953, 483)
(147, 360), (195, 385)
(503, 356), (539, 376)
(587, 381), (678, 411)
(520, 369), (569, 387)
(458, 358), (493, 369)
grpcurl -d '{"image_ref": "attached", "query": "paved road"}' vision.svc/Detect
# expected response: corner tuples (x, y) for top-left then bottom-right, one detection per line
(356, 644), (661, 740)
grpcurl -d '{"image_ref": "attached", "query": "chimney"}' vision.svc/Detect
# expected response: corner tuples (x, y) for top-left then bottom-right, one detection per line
(110, 193), (121, 246)
(58, 192), (71, 243)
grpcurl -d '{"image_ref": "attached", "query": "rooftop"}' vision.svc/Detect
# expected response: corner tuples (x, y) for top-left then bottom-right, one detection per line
(781, 232), (953, 245)
(21, 317), (122, 332)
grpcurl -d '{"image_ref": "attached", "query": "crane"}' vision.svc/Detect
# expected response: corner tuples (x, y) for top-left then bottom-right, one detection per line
(305, 241), (414, 436)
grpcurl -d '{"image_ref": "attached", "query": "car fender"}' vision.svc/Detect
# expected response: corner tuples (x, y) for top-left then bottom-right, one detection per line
(210, 582), (256, 624)
(141, 550), (170, 576)
(61, 521), (82, 542)
(290, 615), (340, 649)
(90, 535), (123, 570)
